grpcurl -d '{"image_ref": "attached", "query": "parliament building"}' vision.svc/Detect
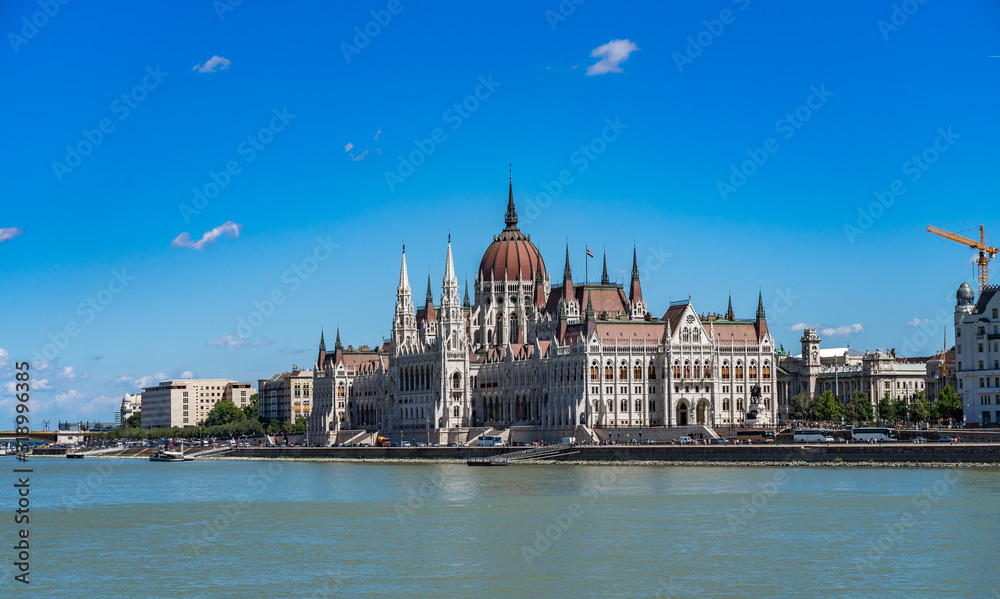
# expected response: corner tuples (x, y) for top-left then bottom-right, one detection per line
(306, 180), (776, 443)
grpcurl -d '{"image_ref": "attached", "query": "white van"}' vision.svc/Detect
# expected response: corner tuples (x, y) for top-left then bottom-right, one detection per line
(560, 437), (576, 445)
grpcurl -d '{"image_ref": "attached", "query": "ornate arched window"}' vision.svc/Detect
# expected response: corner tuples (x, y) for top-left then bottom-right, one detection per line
(605, 361), (614, 379)
(673, 361), (681, 379)
(735, 361), (744, 379)
(452, 372), (462, 389)
(722, 361), (730, 379)
(337, 382), (345, 398)
(683, 361), (691, 378)
(704, 361), (711, 378)
(694, 363), (701, 378)
(763, 361), (771, 379)
(749, 361), (758, 379)
(634, 362), (642, 380)
(723, 398), (730, 411)
(648, 364), (656, 379)
(619, 362), (628, 380)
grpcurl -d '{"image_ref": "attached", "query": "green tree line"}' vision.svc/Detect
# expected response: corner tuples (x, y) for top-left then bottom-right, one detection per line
(790, 385), (964, 424)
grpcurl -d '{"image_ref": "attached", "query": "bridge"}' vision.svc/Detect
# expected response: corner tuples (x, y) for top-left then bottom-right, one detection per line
(0, 431), (59, 443)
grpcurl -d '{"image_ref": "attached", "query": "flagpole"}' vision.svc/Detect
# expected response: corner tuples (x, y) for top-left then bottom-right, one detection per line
(585, 248), (588, 284)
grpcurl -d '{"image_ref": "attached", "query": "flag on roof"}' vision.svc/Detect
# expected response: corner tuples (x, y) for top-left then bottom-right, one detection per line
(586, 247), (594, 257)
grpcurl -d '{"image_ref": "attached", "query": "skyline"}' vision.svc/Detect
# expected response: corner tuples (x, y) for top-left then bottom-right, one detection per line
(2, 0), (999, 422)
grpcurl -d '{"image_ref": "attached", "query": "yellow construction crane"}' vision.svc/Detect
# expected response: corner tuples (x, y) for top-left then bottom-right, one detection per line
(926, 224), (999, 294)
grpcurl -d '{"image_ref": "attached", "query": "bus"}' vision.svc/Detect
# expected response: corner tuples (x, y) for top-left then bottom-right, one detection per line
(793, 429), (835, 443)
(733, 430), (775, 443)
(479, 435), (503, 447)
(851, 427), (898, 443)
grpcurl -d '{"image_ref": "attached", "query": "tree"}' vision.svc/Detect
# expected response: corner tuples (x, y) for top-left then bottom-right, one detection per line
(243, 394), (259, 421)
(815, 391), (843, 422)
(910, 394), (931, 423)
(934, 385), (963, 422)
(124, 411), (141, 428)
(294, 416), (306, 433)
(879, 394), (906, 423)
(790, 394), (817, 421)
(204, 401), (247, 427)
(845, 391), (875, 423)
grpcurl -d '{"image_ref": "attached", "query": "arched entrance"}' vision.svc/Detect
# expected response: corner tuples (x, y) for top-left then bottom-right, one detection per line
(696, 400), (709, 425)
(677, 403), (688, 426)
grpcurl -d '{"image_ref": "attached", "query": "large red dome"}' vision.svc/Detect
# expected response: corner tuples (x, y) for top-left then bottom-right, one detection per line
(478, 182), (546, 282)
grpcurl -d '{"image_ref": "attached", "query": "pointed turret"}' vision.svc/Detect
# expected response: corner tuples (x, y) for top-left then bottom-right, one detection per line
(317, 329), (327, 369)
(601, 250), (609, 285)
(562, 243), (574, 301)
(423, 271), (436, 324)
(335, 327), (342, 350)
(393, 245), (418, 351)
(425, 272), (433, 306)
(441, 236), (461, 309)
(463, 279), (470, 308)
(533, 263), (547, 308)
(726, 294), (735, 321)
(628, 246), (643, 305)
(755, 290), (769, 341)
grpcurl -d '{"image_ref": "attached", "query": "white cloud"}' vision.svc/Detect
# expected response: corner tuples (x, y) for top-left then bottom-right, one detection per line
(58, 366), (88, 381)
(786, 322), (817, 333)
(32, 358), (57, 371)
(112, 372), (168, 390)
(374, 128), (381, 141)
(821, 323), (864, 338)
(351, 150), (369, 162)
(180, 370), (194, 379)
(586, 39), (639, 76)
(172, 221), (242, 250)
(907, 317), (930, 327)
(278, 347), (305, 354)
(344, 142), (354, 153)
(0, 227), (23, 243)
(0, 348), (9, 369)
(968, 251), (980, 265)
(207, 334), (275, 349)
(192, 55), (231, 73)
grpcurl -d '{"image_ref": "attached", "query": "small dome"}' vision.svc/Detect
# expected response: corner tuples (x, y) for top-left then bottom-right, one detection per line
(957, 282), (975, 305)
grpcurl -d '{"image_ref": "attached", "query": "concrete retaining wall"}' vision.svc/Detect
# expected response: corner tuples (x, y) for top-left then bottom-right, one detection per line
(232, 443), (1000, 463)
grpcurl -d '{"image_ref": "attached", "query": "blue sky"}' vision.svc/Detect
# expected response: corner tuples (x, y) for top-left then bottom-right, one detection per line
(2, 0), (999, 423)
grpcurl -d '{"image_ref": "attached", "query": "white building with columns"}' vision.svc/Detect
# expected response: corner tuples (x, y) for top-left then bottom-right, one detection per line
(306, 179), (776, 442)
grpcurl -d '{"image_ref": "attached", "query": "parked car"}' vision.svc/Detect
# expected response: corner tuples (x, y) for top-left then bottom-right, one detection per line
(678, 436), (695, 445)
(709, 438), (729, 445)
(937, 436), (955, 443)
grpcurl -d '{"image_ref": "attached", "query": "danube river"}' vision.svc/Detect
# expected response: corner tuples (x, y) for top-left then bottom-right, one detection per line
(4, 458), (998, 597)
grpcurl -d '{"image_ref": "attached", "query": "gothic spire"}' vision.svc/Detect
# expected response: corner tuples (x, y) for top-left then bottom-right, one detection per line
(756, 289), (766, 320)
(335, 327), (342, 350)
(563, 243), (572, 280)
(319, 329), (326, 352)
(463, 278), (470, 308)
(726, 293), (735, 321)
(398, 243), (410, 292)
(425, 271), (433, 305)
(585, 294), (595, 320)
(504, 166), (518, 229)
(601, 249), (609, 285)
(628, 245), (643, 305)
(442, 236), (460, 307)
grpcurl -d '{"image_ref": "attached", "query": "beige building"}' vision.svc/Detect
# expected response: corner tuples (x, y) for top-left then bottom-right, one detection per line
(258, 367), (314, 423)
(118, 393), (141, 426)
(141, 379), (254, 428)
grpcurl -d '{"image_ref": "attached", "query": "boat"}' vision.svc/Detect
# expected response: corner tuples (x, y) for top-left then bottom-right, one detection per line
(149, 447), (193, 462)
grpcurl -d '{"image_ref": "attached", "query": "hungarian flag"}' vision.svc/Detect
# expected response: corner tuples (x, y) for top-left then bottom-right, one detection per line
(586, 247), (594, 257)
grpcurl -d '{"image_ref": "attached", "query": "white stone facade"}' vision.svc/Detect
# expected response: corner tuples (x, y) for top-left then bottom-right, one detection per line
(305, 184), (777, 442)
(954, 282), (1000, 426)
